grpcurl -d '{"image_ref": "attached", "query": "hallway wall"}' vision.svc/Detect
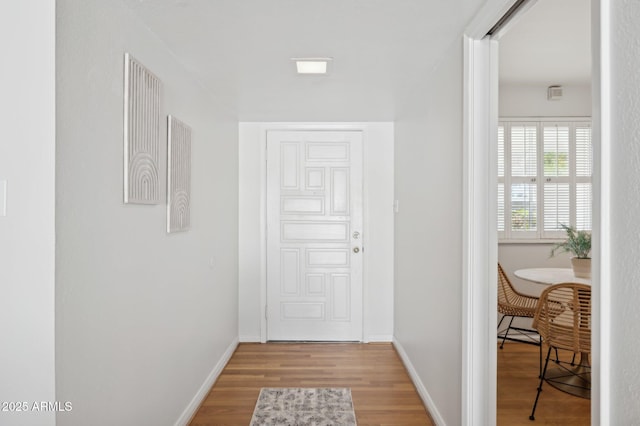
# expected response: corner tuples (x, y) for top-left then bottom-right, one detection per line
(0, 2), (56, 426)
(393, 38), (464, 425)
(56, 1), (238, 425)
(608, 1), (640, 422)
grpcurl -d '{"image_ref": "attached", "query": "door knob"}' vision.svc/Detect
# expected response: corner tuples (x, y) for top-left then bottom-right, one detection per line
(353, 247), (360, 253)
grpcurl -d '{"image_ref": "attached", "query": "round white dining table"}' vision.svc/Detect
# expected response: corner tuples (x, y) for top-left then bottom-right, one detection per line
(514, 267), (591, 285)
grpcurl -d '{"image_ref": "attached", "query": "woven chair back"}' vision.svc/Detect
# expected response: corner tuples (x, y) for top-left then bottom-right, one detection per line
(497, 263), (539, 316)
(497, 263), (513, 306)
(533, 283), (591, 353)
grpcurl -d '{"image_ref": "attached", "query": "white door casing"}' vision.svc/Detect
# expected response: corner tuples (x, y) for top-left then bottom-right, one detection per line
(463, 0), (607, 424)
(266, 130), (363, 341)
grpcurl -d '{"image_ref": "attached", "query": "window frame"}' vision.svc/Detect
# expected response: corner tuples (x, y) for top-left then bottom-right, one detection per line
(498, 117), (592, 243)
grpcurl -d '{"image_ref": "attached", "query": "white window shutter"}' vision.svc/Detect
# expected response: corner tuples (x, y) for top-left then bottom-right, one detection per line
(575, 125), (593, 177)
(543, 183), (570, 232)
(575, 124), (592, 230)
(497, 119), (592, 241)
(497, 183), (505, 234)
(543, 124), (570, 177)
(497, 125), (505, 178)
(511, 125), (537, 177)
(542, 124), (571, 236)
(497, 125), (505, 237)
(509, 124), (538, 238)
(576, 183), (592, 231)
(511, 182), (537, 233)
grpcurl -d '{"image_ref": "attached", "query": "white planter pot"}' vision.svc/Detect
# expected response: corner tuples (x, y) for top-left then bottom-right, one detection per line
(571, 257), (591, 279)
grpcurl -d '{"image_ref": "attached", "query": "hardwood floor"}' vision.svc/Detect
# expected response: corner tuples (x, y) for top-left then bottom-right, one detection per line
(189, 343), (434, 425)
(497, 342), (590, 425)
(189, 341), (589, 425)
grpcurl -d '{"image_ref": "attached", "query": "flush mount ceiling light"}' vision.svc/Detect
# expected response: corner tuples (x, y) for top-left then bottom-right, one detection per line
(292, 58), (332, 74)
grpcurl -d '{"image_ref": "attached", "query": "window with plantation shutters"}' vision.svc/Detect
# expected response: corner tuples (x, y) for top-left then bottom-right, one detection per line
(575, 124), (592, 231)
(498, 118), (592, 241)
(510, 123), (538, 238)
(497, 126), (505, 236)
(542, 123), (570, 238)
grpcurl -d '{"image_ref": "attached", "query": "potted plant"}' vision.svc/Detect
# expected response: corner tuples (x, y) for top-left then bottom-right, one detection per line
(550, 224), (592, 278)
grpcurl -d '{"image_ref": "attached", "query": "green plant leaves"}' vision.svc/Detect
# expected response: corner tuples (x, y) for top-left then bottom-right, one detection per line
(550, 224), (591, 259)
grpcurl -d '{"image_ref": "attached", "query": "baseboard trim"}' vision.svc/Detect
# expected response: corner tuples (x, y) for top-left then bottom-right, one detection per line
(175, 337), (239, 426)
(392, 338), (446, 426)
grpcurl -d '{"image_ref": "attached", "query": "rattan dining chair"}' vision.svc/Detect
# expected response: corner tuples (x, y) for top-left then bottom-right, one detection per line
(529, 283), (591, 421)
(497, 263), (541, 349)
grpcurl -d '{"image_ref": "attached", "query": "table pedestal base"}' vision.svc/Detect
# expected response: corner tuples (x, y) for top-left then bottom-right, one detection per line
(545, 355), (591, 399)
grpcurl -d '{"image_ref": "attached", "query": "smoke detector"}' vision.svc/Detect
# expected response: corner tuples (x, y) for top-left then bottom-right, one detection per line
(547, 85), (563, 101)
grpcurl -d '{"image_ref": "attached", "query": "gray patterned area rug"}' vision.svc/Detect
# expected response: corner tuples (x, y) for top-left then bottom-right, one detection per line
(250, 388), (357, 426)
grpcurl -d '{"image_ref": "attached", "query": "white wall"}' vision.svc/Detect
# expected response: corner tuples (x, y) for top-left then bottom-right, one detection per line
(238, 123), (394, 342)
(56, 1), (238, 425)
(499, 83), (592, 117)
(608, 1), (640, 423)
(393, 40), (464, 425)
(0, 2), (56, 426)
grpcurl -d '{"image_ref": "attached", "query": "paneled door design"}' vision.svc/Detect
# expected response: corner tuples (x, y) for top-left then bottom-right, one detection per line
(266, 130), (363, 341)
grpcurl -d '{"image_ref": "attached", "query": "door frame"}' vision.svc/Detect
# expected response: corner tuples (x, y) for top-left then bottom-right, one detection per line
(461, 0), (611, 424)
(264, 129), (364, 342)
(245, 122), (394, 344)
(461, 28), (499, 425)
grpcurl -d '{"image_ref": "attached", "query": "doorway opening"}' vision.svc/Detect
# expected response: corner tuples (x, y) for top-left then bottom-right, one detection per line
(495, 0), (593, 423)
(462, 0), (607, 424)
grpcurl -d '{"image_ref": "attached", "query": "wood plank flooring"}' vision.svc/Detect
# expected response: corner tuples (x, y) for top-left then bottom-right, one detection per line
(189, 343), (434, 425)
(497, 342), (590, 425)
(189, 341), (589, 425)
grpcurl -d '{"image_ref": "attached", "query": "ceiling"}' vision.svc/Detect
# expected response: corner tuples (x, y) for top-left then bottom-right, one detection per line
(499, 0), (591, 86)
(122, 0), (590, 120)
(122, 0), (485, 121)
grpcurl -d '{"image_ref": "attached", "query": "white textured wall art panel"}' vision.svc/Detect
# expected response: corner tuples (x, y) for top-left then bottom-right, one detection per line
(123, 53), (163, 204)
(167, 115), (192, 233)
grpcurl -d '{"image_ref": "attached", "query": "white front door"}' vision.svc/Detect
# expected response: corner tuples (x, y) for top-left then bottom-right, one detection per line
(266, 130), (363, 341)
